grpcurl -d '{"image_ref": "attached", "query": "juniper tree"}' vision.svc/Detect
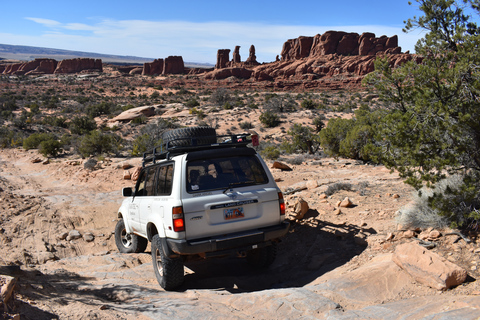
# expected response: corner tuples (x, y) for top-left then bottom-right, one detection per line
(363, 0), (480, 227)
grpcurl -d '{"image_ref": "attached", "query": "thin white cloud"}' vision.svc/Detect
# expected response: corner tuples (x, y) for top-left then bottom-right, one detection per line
(25, 17), (62, 28)
(11, 18), (424, 63)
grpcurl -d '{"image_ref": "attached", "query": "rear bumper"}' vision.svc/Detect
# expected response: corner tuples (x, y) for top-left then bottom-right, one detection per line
(166, 221), (290, 255)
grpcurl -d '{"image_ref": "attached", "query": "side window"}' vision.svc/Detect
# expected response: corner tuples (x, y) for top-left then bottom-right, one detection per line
(156, 164), (174, 195)
(135, 169), (148, 196)
(144, 167), (157, 196)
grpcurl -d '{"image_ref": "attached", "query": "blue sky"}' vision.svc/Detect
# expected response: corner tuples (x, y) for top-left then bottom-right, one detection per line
(0, 0), (425, 63)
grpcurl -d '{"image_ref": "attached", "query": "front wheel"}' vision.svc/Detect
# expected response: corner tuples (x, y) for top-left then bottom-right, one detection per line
(151, 235), (184, 290)
(114, 219), (148, 253)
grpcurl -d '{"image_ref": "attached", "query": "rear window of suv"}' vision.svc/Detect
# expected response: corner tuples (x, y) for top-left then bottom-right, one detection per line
(186, 155), (268, 193)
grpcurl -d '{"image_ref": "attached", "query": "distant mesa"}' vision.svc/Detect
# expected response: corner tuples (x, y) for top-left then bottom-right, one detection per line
(0, 58), (102, 75)
(142, 56), (185, 76)
(280, 31), (401, 61)
(204, 30), (417, 89)
(0, 30), (418, 90)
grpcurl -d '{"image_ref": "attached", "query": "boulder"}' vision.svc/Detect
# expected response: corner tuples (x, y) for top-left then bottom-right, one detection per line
(272, 161), (293, 171)
(392, 242), (468, 290)
(66, 230), (82, 241)
(293, 199), (309, 220)
(339, 197), (353, 208)
(109, 106), (156, 122)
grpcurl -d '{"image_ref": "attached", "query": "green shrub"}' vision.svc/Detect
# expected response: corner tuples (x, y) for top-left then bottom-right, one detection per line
(259, 111), (280, 128)
(78, 130), (123, 157)
(186, 98), (200, 108)
(260, 145), (280, 160)
(239, 121), (253, 130)
(86, 102), (114, 118)
(284, 124), (321, 154)
(0, 126), (22, 148)
(210, 88), (231, 106)
(39, 139), (63, 157)
(301, 99), (317, 110)
(23, 133), (56, 150)
(70, 116), (97, 135)
(312, 115), (326, 132)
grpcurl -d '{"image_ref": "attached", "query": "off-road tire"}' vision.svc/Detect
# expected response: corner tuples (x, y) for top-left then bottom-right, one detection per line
(162, 126), (216, 147)
(246, 242), (277, 268)
(151, 234), (184, 290)
(114, 219), (148, 253)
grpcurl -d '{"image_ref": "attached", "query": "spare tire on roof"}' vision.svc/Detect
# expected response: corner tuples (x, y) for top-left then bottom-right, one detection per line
(163, 126), (217, 147)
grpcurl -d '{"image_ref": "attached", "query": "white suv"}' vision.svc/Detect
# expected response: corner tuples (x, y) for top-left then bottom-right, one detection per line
(115, 126), (289, 290)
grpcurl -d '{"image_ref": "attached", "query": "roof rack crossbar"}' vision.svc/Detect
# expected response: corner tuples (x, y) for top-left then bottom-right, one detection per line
(141, 133), (253, 167)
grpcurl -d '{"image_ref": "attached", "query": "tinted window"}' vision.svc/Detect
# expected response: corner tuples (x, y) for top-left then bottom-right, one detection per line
(135, 167), (156, 196)
(187, 156), (268, 193)
(156, 164), (174, 195)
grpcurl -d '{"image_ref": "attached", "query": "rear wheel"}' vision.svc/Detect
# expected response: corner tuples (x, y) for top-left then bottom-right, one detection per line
(151, 234), (184, 290)
(114, 219), (148, 253)
(246, 243), (277, 268)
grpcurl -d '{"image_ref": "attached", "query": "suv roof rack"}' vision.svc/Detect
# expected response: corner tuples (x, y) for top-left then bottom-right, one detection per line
(142, 133), (254, 167)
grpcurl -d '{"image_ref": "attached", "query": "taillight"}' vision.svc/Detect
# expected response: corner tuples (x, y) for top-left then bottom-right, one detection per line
(172, 206), (185, 232)
(278, 192), (286, 216)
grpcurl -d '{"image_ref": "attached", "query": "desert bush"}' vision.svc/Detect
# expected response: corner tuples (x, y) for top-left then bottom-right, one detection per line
(312, 115), (326, 132)
(260, 145), (281, 160)
(324, 182), (353, 196)
(210, 88), (231, 106)
(264, 95), (297, 113)
(23, 133), (57, 150)
(301, 99), (317, 110)
(239, 121), (253, 130)
(131, 119), (178, 156)
(283, 124), (321, 155)
(78, 130), (123, 157)
(395, 176), (463, 230)
(39, 139), (63, 157)
(0, 126), (22, 148)
(319, 106), (382, 161)
(69, 116), (97, 135)
(259, 111), (280, 128)
(185, 98), (200, 108)
(42, 116), (68, 128)
(86, 102), (115, 118)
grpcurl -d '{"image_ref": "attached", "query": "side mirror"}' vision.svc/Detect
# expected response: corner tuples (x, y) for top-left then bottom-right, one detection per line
(122, 187), (133, 197)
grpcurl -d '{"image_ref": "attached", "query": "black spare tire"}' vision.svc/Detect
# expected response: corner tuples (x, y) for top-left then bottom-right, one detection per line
(162, 126), (216, 147)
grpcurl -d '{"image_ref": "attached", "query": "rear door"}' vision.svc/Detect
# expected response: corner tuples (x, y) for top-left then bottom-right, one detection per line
(181, 150), (282, 240)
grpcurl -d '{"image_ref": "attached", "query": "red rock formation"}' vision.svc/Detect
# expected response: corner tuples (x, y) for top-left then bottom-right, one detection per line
(283, 31), (402, 60)
(54, 58), (102, 74)
(204, 67), (253, 80)
(163, 56), (184, 74)
(232, 46), (241, 63)
(245, 45), (259, 65)
(1, 58), (57, 75)
(216, 49), (230, 69)
(143, 59), (164, 75)
(281, 36), (314, 61)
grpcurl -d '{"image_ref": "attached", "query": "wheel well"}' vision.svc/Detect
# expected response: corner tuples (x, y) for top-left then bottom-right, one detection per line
(147, 223), (159, 241)
(117, 212), (123, 219)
